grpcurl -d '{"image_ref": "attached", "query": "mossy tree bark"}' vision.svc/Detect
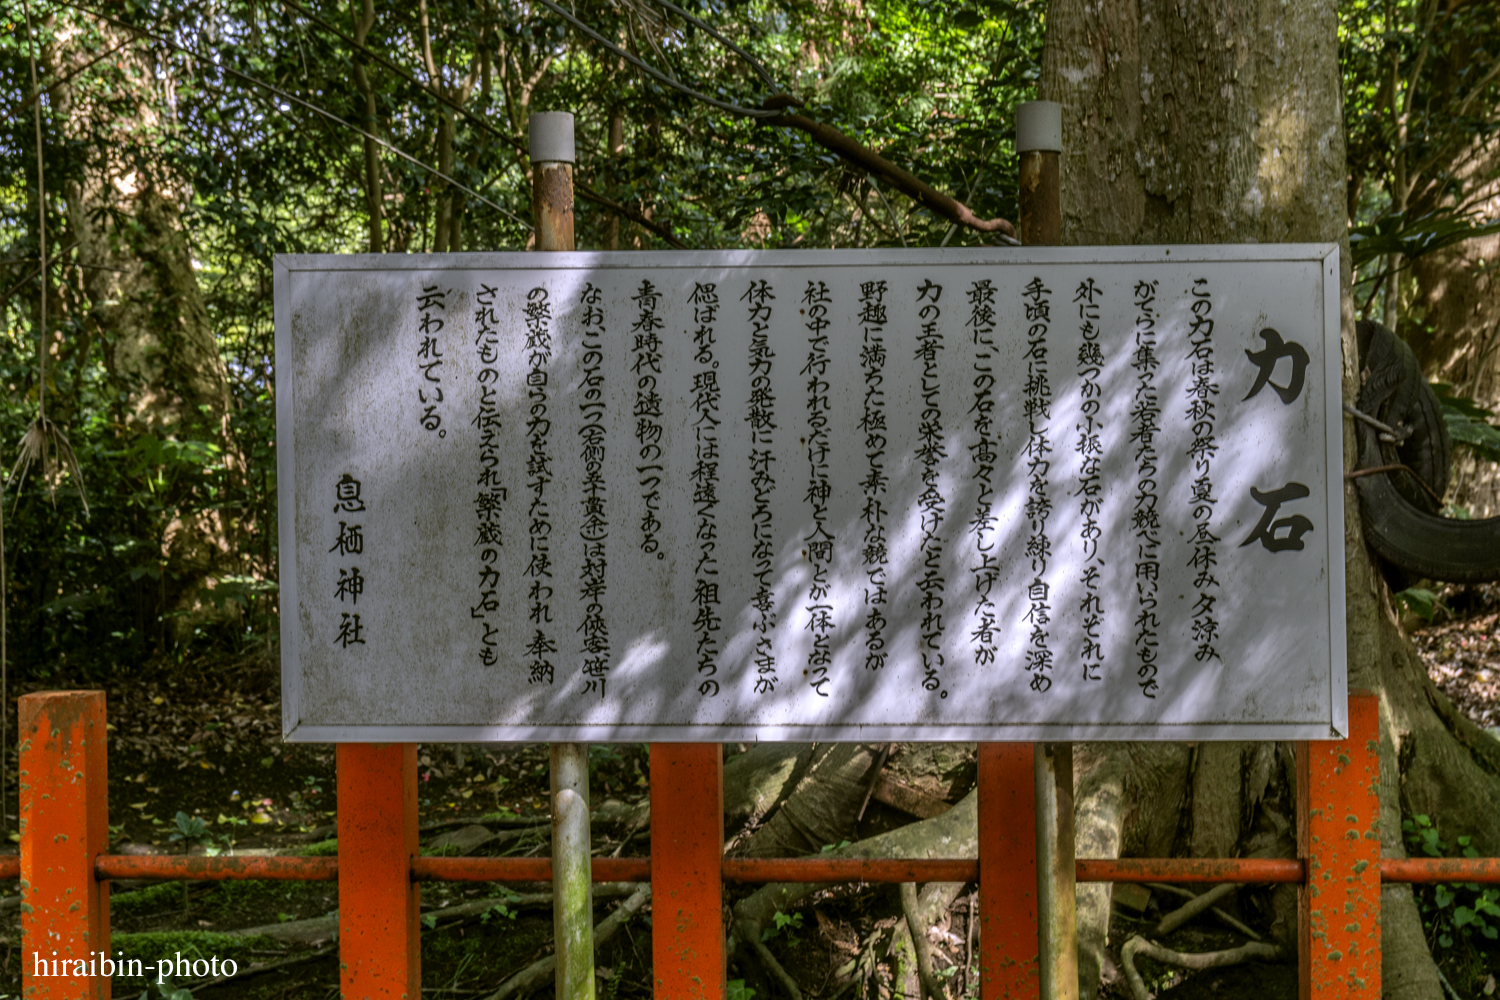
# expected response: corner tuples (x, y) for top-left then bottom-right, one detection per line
(49, 16), (240, 636)
(1039, 3), (1495, 997)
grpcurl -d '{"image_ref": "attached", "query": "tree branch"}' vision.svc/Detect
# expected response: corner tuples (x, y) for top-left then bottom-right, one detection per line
(762, 109), (1017, 239)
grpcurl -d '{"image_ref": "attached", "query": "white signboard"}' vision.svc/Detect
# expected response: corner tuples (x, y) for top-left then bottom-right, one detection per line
(275, 246), (1345, 742)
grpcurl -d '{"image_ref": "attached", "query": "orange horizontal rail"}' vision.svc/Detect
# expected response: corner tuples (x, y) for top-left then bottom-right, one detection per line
(0, 852), (1482, 886)
(96, 855), (338, 880)
(723, 858), (979, 882)
(1077, 858), (1303, 883)
(410, 857), (651, 882)
(1381, 857), (1500, 884)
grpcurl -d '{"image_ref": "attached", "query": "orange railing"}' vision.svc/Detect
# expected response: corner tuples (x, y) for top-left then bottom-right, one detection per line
(13, 690), (1496, 999)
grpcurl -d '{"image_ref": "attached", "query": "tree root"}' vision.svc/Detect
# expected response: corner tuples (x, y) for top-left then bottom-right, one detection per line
(731, 789), (976, 948)
(481, 884), (651, 1000)
(1073, 742), (1194, 1000)
(1148, 883), (1259, 940)
(878, 883), (968, 1000)
(737, 743), (886, 859)
(750, 935), (805, 1000)
(900, 882), (946, 1000)
(1119, 936), (1281, 1000)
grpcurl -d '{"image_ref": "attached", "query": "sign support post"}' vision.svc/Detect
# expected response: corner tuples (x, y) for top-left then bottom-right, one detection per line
(978, 743), (1039, 999)
(1017, 99), (1079, 1000)
(19, 690), (109, 1000)
(337, 743), (420, 1000)
(530, 110), (596, 1000)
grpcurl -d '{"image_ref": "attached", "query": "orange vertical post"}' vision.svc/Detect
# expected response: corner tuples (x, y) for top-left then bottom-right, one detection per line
(20, 690), (110, 1000)
(978, 743), (1039, 1000)
(1300, 691), (1380, 1000)
(338, 743), (420, 1000)
(650, 743), (724, 1000)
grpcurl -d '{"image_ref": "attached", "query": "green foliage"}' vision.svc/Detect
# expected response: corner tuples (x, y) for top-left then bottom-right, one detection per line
(480, 888), (522, 924)
(297, 838), (340, 857)
(728, 979), (758, 1000)
(1395, 587), (1449, 622)
(5, 0), (1482, 687)
(1433, 383), (1500, 464)
(1340, 0), (1500, 326)
(137, 981), (194, 1000)
(0, 0), (1045, 679)
(1349, 211), (1500, 269)
(108, 929), (279, 968)
(1403, 815), (1500, 950)
(168, 811), (209, 844)
(110, 881), (201, 917)
(762, 910), (804, 945)
(588, 744), (624, 781)
(166, 811), (237, 855)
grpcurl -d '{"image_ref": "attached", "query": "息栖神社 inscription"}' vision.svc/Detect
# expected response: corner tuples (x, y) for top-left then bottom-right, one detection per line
(275, 246), (1346, 742)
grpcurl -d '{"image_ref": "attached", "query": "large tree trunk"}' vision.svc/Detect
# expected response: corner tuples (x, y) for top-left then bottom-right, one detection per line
(1040, 3), (1488, 998)
(49, 17), (239, 633)
(1407, 155), (1500, 519)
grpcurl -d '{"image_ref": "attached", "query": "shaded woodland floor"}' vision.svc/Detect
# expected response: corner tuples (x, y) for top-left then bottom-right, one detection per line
(0, 584), (1494, 999)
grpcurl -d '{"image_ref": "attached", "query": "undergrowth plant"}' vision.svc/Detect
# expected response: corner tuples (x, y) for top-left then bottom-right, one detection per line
(1403, 814), (1500, 988)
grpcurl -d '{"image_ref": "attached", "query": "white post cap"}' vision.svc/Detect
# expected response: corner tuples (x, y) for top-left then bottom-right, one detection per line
(1016, 101), (1062, 153)
(529, 111), (576, 164)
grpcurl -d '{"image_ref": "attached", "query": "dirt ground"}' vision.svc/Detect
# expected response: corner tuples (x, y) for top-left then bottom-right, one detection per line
(0, 584), (1495, 999)
(1410, 584), (1500, 732)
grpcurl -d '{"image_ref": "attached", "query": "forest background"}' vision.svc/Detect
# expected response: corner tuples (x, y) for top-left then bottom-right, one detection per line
(2, 0), (1500, 997)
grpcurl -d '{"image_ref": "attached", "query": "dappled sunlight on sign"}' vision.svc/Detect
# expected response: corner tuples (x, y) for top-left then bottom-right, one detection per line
(275, 246), (1344, 741)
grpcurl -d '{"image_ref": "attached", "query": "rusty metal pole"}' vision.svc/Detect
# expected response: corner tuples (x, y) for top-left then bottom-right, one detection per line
(1299, 692), (1381, 1000)
(533, 111), (577, 253)
(1016, 100), (1078, 1000)
(977, 743), (1039, 1000)
(1018, 102), (1061, 247)
(530, 110), (594, 1000)
(20, 690), (109, 1000)
(650, 744), (725, 1000)
(337, 743), (420, 1000)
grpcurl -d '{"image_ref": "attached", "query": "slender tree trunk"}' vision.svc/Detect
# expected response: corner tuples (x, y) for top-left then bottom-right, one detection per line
(1040, 3), (1473, 997)
(434, 112), (455, 253)
(604, 110), (625, 251)
(351, 0), (383, 253)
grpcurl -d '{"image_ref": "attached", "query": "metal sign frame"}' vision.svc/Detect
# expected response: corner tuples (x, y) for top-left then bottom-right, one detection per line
(275, 244), (1345, 743)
